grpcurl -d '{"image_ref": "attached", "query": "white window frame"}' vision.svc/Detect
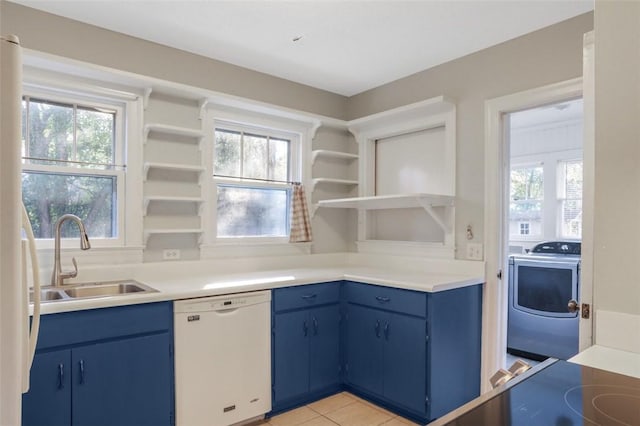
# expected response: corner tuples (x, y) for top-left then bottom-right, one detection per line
(201, 104), (315, 258)
(557, 158), (583, 240)
(212, 121), (300, 244)
(509, 162), (544, 241)
(21, 84), (140, 251)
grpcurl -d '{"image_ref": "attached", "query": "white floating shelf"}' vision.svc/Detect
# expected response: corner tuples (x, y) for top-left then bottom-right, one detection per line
(317, 193), (453, 209)
(144, 123), (204, 141)
(143, 228), (203, 244)
(144, 162), (206, 180)
(312, 150), (359, 164)
(312, 178), (359, 188)
(143, 195), (204, 213)
(317, 193), (455, 234)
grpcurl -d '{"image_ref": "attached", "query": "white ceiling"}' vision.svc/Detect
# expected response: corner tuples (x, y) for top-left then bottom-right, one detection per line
(12, 0), (593, 96)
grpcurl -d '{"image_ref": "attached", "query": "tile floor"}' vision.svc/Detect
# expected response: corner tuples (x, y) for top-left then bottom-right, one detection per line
(255, 392), (420, 426)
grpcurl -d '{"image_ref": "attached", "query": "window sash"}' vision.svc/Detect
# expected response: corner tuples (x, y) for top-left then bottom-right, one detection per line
(21, 89), (126, 246)
(214, 128), (292, 183)
(211, 121), (300, 241)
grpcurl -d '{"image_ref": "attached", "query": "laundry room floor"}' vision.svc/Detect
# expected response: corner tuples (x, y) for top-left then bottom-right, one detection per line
(259, 392), (419, 426)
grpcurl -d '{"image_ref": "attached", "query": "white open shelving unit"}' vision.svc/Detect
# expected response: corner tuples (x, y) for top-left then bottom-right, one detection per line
(142, 94), (208, 259)
(143, 162), (206, 180)
(143, 123), (204, 142)
(316, 96), (457, 256)
(311, 149), (359, 163)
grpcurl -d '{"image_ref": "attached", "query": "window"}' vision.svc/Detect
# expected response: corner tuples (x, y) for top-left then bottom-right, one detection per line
(21, 94), (124, 242)
(213, 124), (298, 239)
(509, 165), (543, 239)
(558, 160), (583, 239)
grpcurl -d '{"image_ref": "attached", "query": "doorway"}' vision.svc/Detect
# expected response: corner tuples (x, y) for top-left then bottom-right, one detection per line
(482, 77), (593, 391)
(504, 98), (584, 367)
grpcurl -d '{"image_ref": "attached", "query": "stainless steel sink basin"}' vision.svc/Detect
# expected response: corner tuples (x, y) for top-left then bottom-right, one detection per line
(29, 280), (157, 303)
(29, 289), (68, 303)
(63, 281), (154, 298)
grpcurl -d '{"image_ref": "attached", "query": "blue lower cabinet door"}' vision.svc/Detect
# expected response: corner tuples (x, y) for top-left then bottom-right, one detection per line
(308, 305), (341, 393)
(72, 333), (173, 426)
(383, 313), (427, 416)
(345, 304), (384, 395)
(273, 310), (310, 407)
(22, 349), (72, 426)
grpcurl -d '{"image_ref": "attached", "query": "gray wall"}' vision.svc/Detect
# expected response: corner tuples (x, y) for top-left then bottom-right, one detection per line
(1, 1), (596, 260)
(348, 13), (593, 254)
(0, 1), (348, 119)
(593, 1), (640, 316)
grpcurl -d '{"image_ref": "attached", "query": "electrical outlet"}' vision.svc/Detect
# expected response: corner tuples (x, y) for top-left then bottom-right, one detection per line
(466, 243), (483, 260)
(163, 249), (181, 260)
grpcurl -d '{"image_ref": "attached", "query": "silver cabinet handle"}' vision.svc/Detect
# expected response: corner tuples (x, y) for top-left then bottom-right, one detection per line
(375, 320), (381, 338)
(312, 317), (318, 335)
(58, 364), (64, 389)
(375, 296), (390, 303)
(79, 359), (85, 384)
(384, 322), (390, 340)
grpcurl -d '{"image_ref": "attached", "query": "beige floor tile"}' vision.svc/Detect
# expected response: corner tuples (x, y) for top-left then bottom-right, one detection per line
(382, 417), (421, 426)
(268, 406), (321, 426)
(342, 394), (397, 418)
(299, 416), (340, 426)
(325, 401), (393, 426)
(308, 392), (356, 415)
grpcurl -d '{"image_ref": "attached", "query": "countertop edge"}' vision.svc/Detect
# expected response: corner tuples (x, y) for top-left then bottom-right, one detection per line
(32, 267), (485, 315)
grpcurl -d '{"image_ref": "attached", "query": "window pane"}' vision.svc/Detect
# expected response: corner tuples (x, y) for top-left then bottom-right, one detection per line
(27, 99), (73, 164)
(561, 200), (582, 239)
(214, 130), (241, 177)
(216, 186), (288, 237)
(563, 161), (583, 198)
(22, 171), (116, 239)
(269, 137), (289, 181)
(243, 134), (268, 180)
(76, 107), (115, 167)
(510, 166), (543, 238)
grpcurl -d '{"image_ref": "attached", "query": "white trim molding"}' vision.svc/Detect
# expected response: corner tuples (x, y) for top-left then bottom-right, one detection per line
(483, 77), (584, 391)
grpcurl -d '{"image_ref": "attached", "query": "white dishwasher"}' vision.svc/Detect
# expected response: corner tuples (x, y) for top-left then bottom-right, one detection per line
(174, 290), (271, 426)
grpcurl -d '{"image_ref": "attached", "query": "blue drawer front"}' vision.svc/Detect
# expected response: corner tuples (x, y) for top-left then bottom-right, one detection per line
(344, 281), (427, 318)
(273, 281), (341, 312)
(35, 301), (173, 350)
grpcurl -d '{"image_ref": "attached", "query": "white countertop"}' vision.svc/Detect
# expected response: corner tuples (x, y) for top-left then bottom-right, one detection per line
(33, 265), (484, 315)
(569, 345), (640, 379)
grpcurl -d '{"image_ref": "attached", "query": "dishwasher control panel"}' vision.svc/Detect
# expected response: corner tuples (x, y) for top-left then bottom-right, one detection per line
(174, 290), (271, 313)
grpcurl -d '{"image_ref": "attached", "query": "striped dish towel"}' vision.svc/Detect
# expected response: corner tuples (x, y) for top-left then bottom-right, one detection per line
(289, 183), (313, 243)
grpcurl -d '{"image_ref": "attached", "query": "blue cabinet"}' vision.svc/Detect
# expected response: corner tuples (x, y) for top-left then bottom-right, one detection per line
(344, 281), (482, 423)
(344, 283), (428, 418)
(22, 349), (72, 426)
(271, 282), (341, 413)
(22, 302), (174, 426)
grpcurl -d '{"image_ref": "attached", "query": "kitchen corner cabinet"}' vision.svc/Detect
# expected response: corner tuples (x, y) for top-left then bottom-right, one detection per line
(271, 282), (342, 413)
(344, 281), (482, 423)
(22, 302), (174, 426)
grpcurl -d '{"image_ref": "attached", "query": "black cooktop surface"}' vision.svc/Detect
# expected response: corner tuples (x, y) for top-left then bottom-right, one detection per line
(443, 360), (640, 425)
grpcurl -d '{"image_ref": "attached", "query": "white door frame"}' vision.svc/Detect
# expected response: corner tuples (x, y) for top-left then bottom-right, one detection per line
(482, 77), (591, 391)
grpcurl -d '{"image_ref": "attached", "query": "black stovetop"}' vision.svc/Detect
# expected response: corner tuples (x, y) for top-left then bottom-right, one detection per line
(442, 360), (640, 426)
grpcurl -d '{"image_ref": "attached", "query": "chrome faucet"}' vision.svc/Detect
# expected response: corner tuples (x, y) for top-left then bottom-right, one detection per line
(51, 214), (91, 287)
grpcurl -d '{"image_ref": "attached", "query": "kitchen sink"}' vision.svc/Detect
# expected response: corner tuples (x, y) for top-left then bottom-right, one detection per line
(64, 281), (154, 298)
(29, 280), (158, 303)
(29, 288), (68, 303)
